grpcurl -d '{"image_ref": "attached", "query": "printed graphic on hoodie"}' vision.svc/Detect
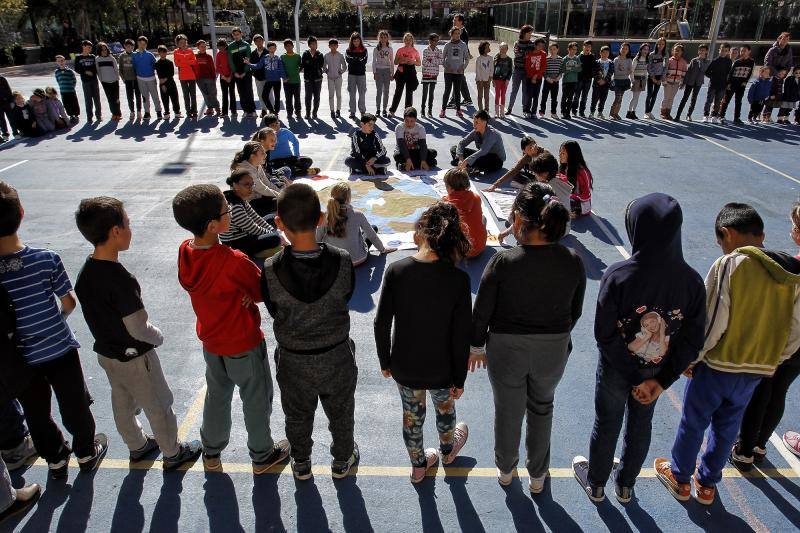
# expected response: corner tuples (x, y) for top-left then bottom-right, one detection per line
(619, 305), (685, 366)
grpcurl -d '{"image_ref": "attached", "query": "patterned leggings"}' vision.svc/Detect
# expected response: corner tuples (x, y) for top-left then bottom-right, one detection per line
(398, 385), (456, 466)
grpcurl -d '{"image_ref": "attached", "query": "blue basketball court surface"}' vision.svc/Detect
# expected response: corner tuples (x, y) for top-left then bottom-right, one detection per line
(1, 45), (799, 532)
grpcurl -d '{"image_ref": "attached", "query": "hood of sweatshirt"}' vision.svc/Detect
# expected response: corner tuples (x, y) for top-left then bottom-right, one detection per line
(178, 240), (234, 295)
(737, 246), (800, 285)
(625, 193), (683, 264)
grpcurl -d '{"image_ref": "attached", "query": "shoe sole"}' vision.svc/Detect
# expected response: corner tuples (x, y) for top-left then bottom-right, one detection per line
(253, 448), (291, 475)
(293, 471), (313, 481)
(655, 474), (690, 502)
(203, 458), (223, 472)
(163, 449), (202, 471)
(615, 489), (632, 504)
(693, 491), (715, 505)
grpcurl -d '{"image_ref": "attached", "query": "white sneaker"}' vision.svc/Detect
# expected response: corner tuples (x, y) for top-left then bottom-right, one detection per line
(550, 112), (558, 119)
(702, 116), (710, 123)
(588, 112), (595, 118)
(598, 112), (605, 119)
(529, 472), (549, 494)
(442, 422), (469, 465)
(686, 115), (693, 122)
(712, 116), (721, 124)
(410, 448), (440, 484)
(497, 468), (513, 486)
(783, 431), (800, 457)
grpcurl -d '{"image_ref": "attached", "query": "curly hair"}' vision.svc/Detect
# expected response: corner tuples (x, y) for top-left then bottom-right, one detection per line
(415, 201), (471, 261)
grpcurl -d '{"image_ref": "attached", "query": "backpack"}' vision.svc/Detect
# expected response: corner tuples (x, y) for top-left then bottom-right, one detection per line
(0, 283), (34, 404)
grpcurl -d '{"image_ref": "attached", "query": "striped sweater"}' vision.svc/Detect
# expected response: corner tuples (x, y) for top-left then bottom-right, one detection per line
(220, 192), (279, 243)
(54, 67), (77, 93)
(545, 55), (562, 79)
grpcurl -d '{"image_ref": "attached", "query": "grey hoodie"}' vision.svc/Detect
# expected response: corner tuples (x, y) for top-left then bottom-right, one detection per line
(443, 40), (470, 74)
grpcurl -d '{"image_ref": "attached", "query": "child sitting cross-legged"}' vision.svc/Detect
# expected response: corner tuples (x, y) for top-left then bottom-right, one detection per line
(73, 196), (202, 469)
(220, 170), (282, 257)
(374, 201), (472, 483)
(316, 182), (396, 266)
(261, 184), (359, 481)
(443, 168), (487, 258)
(345, 113), (390, 175)
(263, 114), (319, 178)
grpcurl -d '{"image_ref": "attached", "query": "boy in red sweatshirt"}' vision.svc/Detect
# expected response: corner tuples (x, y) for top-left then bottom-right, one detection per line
(524, 38), (547, 118)
(172, 184), (289, 473)
(173, 34), (198, 118)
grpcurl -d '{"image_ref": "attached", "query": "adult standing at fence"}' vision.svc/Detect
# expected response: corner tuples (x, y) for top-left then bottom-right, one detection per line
(764, 32), (793, 76)
(506, 25), (536, 116)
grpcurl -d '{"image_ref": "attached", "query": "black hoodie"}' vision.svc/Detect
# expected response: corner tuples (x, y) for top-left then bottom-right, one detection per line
(595, 193), (706, 388)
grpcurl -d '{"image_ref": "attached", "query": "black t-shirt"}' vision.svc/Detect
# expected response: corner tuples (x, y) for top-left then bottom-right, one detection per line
(75, 257), (154, 360)
(155, 58), (175, 80)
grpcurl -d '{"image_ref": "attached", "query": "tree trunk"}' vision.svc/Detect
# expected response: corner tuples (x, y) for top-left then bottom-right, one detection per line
(29, 12), (40, 45)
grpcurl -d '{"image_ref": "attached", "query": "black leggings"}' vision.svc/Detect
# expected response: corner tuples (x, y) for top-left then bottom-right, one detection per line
(421, 81), (436, 111)
(101, 81), (122, 116)
(160, 79), (181, 113)
(390, 67), (417, 113)
(645, 75), (662, 113)
(220, 78), (236, 114)
(442, 73), (462, 110)
(676, 85), (701, 118)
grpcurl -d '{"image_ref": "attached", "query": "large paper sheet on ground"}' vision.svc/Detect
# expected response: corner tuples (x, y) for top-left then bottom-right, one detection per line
(295, 170), (501, 250)
(480, 189), (517, 222)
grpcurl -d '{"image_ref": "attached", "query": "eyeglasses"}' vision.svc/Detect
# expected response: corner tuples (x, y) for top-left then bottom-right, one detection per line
(236, 181), (256, 189)
(204, 205), (231, 229)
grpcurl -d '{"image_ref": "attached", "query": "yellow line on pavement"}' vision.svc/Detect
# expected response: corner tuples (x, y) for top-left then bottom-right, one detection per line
(21, 459), (799, 479)
(176, 384), (207, 441)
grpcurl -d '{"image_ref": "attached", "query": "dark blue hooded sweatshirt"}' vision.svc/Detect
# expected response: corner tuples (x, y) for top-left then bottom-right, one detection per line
(595, 193), (706, 388)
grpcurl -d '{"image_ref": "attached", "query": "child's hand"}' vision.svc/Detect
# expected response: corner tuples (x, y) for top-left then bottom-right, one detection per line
(404, 160), (414, 172)
(468, 353), (487, 372)
(366, 164), (376, 176)
(682, 364), (695, 378)
(451, 387), (464, 400)
(485, 185), (497, 192)
(420, 161), (430, 171)
(383, 247), (397, 254)
(381, 369), (392, 378)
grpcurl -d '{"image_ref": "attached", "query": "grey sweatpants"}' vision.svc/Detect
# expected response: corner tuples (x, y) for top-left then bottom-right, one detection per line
(487, 331), (571, 477)
(197, 78), (220, 110)
(275, 339), (357, 462)
(328, 77), (343, 112)
(348, 74), (367, 115)
(201, 341), (275, 462)
(374, 69), (392, 111)
(0, 456), (13, 513)
(97, 350), (180, 457)
(137, 77), (162, 114)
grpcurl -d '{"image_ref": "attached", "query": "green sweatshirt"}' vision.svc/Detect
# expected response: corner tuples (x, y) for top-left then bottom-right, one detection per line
(227, 39), (252, 75)
(561, 55), (582, 83)
(282, 53), (301, 84)
(700, 246), (800, 375)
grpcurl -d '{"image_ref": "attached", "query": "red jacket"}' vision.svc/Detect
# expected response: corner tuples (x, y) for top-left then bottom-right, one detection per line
(525, 50), (547, 81)
(173, 48), (198, 80)
(177, 241), (263, 356)
(216, 50), (232, 78)
(444, 190), (487, 258)
(195, 52), (216, 79)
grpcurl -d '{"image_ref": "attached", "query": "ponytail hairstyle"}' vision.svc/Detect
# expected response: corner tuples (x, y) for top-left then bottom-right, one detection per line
(512, 182), (570, 242)
(414, 201), (471, 262)
(230, 141), (264, 171)
(559, 140), (592, 191)
(348, 32), (363, 52)
(326, 182), (351, 238)
(251, 127), (276, 143)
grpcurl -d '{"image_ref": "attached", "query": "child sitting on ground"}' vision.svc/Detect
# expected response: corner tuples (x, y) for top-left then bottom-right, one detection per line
(220, 170), (282, 257)
(443, 168), (487, 258)
(486, 135), (545, 191)
(261, 183), (359, 480)
(10, 92), (42, 137)
(346, 113), (390, 175)
(0, 181), (108, 480)
(316, 182), (396, 266)
(44, 87), (69, 128)
(393, 107), (437, 171)
(251, 127), (293, 189)
(28, 89), (57, 133)
(374, 201), (472, 483)
(172, 184), (289, 474)
(73, 196), (202, 469)
(559, 140), (593, 217)
(263, 114), (319, 177)
(231, 141), (281, 216)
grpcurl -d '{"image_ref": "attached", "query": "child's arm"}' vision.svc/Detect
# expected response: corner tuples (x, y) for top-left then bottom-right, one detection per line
(51, 253), (76, 318)
(373, 266), (396, 374)
(288, 130), (300, 157)
(451, 273), (472, 391)
(236, 254), (263, 304)
(470, 253), (500, 352)
(59, 292), (77, 318)
(595, 275), (643, 384)
(122, 309), (164, 347)
(358, 213), (389, 253)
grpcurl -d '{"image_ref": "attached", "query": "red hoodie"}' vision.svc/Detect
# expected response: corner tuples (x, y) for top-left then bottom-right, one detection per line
(173, 48), (198, 80)
(177, 240), (263, 356)
(525, 49), (547, 81)
(444, 190), (487, 258)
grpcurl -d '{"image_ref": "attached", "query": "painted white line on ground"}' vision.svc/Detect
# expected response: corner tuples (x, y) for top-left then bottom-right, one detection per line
(768, 432), (800, 479)
(589, 212), (631, 259)
(0, 159), (28, 173)
(697, 134), (800, 186)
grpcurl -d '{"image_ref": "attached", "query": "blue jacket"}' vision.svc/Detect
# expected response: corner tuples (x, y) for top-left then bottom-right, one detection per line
(595, 193), (706, 388)
(748, 78), (772, 103)
(251, 53), (286, 83)
(271, 129), (299, 160)
(131, 50), (157, 78)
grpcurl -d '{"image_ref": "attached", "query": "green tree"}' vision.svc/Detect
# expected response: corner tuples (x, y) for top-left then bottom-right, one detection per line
(0, 0), (26, 47)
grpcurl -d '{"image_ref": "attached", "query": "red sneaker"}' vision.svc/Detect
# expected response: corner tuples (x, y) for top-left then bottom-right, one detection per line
(654, 458), (690, 502)
(692, 473), (716, 505)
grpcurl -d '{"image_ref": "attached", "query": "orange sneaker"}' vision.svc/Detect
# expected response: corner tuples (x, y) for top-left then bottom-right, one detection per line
(692, 473), (716, 505)
(654, 458), (690, 502)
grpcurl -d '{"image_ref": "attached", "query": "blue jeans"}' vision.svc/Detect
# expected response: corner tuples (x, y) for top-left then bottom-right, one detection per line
(671, 363), (760, 486)
(588, 358), (657, 488)
(0, 400), (28, 451)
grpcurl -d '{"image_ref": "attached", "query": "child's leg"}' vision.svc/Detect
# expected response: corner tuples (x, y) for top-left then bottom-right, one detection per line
(688, 85), (701, 115)
(291, 82), (300, 115)
(220, 79), (230, 113)
(348, 75), (358, 113)
(389, 77), (405, 113)
(669, 364), (724, 483)
(327, 78), (336, 112)
(124, 80), (136, 113)
(316, 342), (358, 462)
(137, 79), (150, 113)
(200, 349), (236, 457)
(97, 354), (151, 453)
(452, 73), (462, 110)
(429, 388), (456, 456)
(550, 82), (560, 113)
(521, 77), (531, 113)
(357, 75), (367, 114)
(91, 80), (102, 118)
(421, 82), (430, 110)
(616, 388), (657, 488)
(737, 377), (773, 456)
(475, 80), (484, 111)
(756, 362), (800, 447)
(398, 385), (429, 466)
(188, 80), (197, 114)
(676, 85), (691, 117)
(590, 86), (599, 113)
(507, 68), (524, 111)
(702, 88), (715, 116)
(40, 350), (97, 459)
(733, 84), (746, 120)
(404, 81), (415, 110)
(530, 79), (542, 115)
(442, 74), (454, 111)
(598, 86), (609, 113)
(698, 374), (760, 486)
(275, 347), (321, 462)
(15, 375), (71, 464)
(82, 80), (94, 119)
(586, 359), (631, 487)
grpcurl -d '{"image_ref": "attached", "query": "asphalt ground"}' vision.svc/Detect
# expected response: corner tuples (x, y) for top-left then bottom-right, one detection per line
(1, 45), (800, 532)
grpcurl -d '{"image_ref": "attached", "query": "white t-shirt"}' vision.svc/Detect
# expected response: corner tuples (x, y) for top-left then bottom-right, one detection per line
(394, 123), (426, 151)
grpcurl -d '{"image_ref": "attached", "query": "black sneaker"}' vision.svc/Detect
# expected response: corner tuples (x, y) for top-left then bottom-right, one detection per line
(253, 439), (290, 475)
(336, 110), (341, 118)
(462, 99), (473, 107)
(0, 483), (40, 525)
(78, 433), (109, 473)
(579, 111), (586, 118)
(129, 435), (159, 461)
(331, 111), (336, 120)
(572, 455), (605, 502)
(292, 458), (313, 480)
(48, 459), (69, 480)
(446, 102), (457, 110)
(349, 113), (356, 120)
(753, 446), (767, 464)
(611, 457), (632, 503)
(733, 118), (744, 125)
(163, 440), (202, 471)
(313, 112), (318, 119)
(332, 443), (360, 479)
(305, 113), (311, 119)
(729, 446), (754, 473)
